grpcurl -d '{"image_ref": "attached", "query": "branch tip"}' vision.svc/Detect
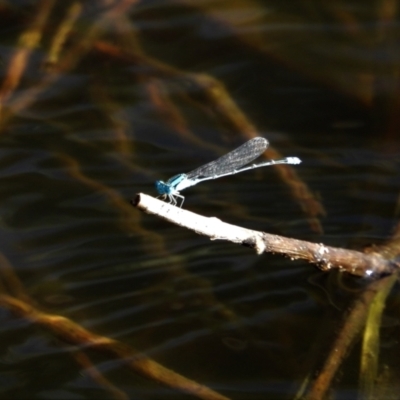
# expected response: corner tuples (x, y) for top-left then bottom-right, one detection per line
(131, 194), (142, 207)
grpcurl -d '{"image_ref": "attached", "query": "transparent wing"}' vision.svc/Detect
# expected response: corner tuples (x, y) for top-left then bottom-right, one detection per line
(186, 137), (269, 179)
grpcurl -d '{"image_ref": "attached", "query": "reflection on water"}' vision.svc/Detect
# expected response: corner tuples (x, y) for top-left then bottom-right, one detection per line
(0, 1), (399, 399)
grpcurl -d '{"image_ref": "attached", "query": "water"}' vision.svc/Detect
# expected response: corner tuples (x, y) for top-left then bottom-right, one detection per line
(0, 1), (399, 399)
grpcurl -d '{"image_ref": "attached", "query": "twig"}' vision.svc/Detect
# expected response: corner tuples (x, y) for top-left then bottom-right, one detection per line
(133, 193), (399, 277)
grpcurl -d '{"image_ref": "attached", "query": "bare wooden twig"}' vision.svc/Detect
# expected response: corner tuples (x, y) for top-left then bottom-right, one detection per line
(133, 193), (399, 277)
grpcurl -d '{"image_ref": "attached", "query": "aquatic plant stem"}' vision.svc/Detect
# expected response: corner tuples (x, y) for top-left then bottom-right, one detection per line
(0, 294), (229, 400)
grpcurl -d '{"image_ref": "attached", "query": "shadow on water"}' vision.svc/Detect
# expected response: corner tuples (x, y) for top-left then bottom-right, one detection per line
(0, 1), (400, 399)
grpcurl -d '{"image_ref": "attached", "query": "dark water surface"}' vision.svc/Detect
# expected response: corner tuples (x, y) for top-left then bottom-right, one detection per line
(0, 1), (400, 399)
